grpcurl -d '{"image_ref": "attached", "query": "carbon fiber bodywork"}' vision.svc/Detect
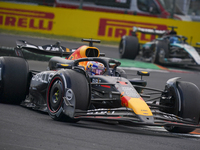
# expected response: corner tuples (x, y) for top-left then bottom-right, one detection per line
(10, 39), (200, 133)
(21, 57), (200, 129)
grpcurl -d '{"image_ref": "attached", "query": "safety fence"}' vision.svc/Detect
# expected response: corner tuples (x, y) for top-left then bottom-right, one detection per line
(0, 1), (200, 46)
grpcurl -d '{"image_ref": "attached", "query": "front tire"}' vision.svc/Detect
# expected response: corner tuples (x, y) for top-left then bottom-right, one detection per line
(47, 70), (90, 122)
(152, 40), (169, 64)
(164, 81), (200, 133)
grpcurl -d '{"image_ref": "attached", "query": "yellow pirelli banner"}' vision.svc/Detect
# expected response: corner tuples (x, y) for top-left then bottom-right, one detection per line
(0, 2), (200, 46)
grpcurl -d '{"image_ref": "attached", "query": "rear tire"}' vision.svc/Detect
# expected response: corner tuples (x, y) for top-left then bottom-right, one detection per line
(119, 36), (139, 59)
(0, 56), (29, 104)
(164, 81), (200, 133)
(47, 69), (90, 122)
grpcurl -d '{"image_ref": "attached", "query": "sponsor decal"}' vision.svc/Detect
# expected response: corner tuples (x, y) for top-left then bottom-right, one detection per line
(163, 115), (178, 121)
(32, 72), (55, 83)
(135, 27), (166, 35)
(101, 85), (111, 88)
(0, 7), (54, 31)
(118, 81), (127, 85)
(122, 87), (138, 97)
(98, 18), (167, 42)
(92, 78), (102, 83)
(120, 92), (130, 107)
(87, 108), (115, 115)
(68, 46), (83, 60)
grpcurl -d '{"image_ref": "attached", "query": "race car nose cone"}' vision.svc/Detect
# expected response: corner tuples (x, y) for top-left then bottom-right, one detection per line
(138, 115), (154, 123)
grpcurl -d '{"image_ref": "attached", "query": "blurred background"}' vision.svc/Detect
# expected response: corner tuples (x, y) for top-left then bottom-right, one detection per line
(1, 0), (200, 21)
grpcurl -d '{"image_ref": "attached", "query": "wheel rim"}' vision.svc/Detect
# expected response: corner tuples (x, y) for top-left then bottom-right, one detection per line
(48, 79), (64, 113)
(159, 49), (165, 58)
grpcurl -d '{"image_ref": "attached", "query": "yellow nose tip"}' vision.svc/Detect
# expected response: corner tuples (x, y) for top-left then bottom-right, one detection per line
(128, 97), (153, 116)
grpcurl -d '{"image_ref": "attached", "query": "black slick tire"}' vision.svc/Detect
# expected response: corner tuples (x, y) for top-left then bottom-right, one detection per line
(119, 36), (139, 59)
(47, 69), (90, 122)
(0, 56), (29, 104)
(152, 40), (169, 64)
(164, 81), (200, 133)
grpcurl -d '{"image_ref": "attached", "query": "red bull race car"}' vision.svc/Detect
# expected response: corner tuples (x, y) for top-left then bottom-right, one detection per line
(0, 39), (200, 133)
(119, 26), (200, 67)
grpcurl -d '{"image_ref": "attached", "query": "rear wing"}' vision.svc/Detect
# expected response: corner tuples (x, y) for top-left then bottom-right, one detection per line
(132, 26), (178, 37)
(15, 40), (73, 58)
(133, 27), (167, 37)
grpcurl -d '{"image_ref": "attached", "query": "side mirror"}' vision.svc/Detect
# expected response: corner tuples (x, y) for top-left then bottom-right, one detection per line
(137, 71), (150, 76)
(182, 36), (188, 42)
(56, 63), (72, 69)
(137, 71), (150, 79)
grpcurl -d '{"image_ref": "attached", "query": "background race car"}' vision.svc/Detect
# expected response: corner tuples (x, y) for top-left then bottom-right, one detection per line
(119, 26), (200, 67)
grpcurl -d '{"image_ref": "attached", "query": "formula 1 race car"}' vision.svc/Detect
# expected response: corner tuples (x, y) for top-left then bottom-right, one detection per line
(0, 39), (200, 133)
(119, 26), (200, 66)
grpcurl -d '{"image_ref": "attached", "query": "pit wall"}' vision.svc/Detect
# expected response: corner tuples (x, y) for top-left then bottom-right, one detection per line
(0, 2), (200, 46)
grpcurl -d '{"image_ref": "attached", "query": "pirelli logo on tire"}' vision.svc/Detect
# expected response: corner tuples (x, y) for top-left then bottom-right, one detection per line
(0, 7), (54, 31)
(98, 18), (168, 43)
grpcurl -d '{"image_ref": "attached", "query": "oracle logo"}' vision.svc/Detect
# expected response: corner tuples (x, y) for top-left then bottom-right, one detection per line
(0, 7), (54, 31)
(98, 18), (168, 41)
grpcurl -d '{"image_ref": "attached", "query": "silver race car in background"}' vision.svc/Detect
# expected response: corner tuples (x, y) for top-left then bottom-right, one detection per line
(119, 26), (200, 66)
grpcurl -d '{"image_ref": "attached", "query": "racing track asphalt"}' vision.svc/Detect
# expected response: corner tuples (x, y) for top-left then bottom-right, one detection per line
(0, 34), (200, 150)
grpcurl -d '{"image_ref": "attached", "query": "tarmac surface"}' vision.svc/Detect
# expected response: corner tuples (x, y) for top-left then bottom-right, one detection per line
(0, 34), (200, 150)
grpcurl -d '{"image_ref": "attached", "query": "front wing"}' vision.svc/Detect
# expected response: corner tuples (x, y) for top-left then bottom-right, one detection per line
(73, 107), (200, 128)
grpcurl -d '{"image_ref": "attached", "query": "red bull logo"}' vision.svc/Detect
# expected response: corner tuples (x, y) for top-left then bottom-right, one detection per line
(68, 46), (85, 60)
(98, 18), (168, 42)
(120, 92), (131, 107)
(0, 7), (54, 31)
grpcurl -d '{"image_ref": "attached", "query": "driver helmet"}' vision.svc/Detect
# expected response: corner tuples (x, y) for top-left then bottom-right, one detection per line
(169, 36), (180, 44)
(86, 61), (105, 75)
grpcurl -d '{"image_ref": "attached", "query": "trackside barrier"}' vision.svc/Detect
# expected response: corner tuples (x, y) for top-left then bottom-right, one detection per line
(0, 2), (200, 47)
